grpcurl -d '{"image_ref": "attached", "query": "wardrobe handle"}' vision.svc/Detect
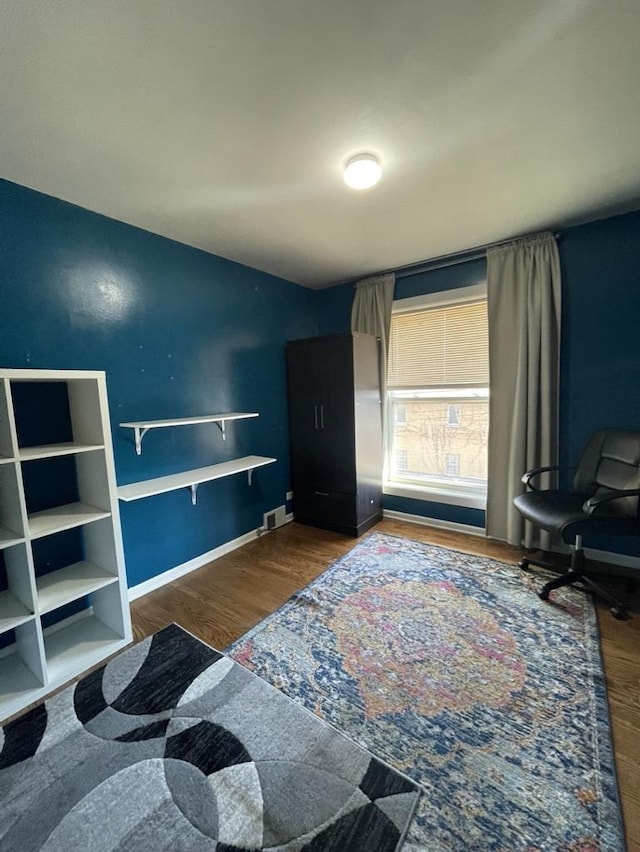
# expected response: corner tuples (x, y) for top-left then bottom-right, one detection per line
(314, 405), (318, 430)
(320, 404), (325, 429)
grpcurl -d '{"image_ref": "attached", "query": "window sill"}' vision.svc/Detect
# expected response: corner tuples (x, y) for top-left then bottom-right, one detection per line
(384, 481), (487, 510)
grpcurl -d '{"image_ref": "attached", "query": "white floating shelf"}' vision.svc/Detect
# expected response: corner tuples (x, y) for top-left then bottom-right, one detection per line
(44, 614), (126, 684)
(120, 412), (259, 454)
(18, 442), (104, 461)
(0, 590), (33, 634)
(28, 502), (111, 539)
(37, 561), (118, 615)
(0, 456), (14, 465)
(118, 455), (276, 504)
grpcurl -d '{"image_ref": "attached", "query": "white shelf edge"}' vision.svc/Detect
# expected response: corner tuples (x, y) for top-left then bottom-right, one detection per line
(0, 457), (15, 465)
(117, 455), (276, 502)
(18, 442), (104, 461)
(120, 412), (259, 429)
(2, 369), (106, 381)
(119, 412), (259, 454)
(36, 561), (118, 615)
(0, 589), (34, 634)
(28, 502), (111, 539)
(0, 526), (24, 550)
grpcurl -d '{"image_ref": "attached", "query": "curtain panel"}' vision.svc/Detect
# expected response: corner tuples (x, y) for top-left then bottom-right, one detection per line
(351, 273), (395, 450)
(486, 233), (562, 547)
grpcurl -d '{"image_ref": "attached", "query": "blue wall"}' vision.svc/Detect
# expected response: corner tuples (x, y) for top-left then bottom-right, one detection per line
(0, 179), (316, 587)
(557, 210), (640, 556)
(3, 176), (639, 571)
(559, 211), (640, 464)
(315, 213), (640, 556)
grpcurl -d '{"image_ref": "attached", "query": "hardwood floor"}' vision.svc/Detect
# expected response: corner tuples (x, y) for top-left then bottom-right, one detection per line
(131, 518), (640, 851)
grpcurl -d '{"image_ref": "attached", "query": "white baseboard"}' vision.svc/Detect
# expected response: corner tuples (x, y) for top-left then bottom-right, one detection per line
(383, 509), (485, 538)
(383, 509), (639, 571)
(127, 512), (639, 603)
(128, 516), (295, 602)
(540, 540), (640, 570)
(128, 528), (259, 601)
(581, 546), (640, 571)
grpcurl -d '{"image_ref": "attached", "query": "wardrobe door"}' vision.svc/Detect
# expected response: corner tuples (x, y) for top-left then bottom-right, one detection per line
(317, 338), (356, 494)
(286, 341), (323, 488)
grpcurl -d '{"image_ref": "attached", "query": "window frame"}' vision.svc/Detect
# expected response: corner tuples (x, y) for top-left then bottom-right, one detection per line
(384, 283), (488, 510)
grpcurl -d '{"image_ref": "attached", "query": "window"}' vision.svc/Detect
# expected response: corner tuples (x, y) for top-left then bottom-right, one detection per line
(446, 405), (461, 427)
(385, 284), (488, 508)
(394, 404), (407, 426)
(445, 453), (460, 476)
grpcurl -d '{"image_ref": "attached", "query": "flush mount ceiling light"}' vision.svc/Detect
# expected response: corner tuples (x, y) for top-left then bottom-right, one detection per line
(343, 153), (382, 190)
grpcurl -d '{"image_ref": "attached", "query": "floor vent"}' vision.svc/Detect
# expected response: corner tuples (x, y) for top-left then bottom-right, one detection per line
(262, 505), (287, 532)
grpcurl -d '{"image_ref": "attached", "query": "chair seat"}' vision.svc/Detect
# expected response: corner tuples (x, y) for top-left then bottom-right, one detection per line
(513, 489), (639, 541)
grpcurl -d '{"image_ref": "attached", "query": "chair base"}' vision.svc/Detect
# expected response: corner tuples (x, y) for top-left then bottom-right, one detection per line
(518, 552), (630, 620)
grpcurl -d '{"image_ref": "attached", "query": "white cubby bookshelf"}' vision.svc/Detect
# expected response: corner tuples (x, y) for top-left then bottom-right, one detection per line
(0, 369), (132, 723)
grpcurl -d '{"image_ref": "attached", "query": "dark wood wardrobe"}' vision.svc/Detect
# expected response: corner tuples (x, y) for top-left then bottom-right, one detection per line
(285, 333), (383, 536)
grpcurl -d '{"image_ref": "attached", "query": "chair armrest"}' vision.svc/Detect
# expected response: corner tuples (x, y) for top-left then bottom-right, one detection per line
(583, 488), (640, 515)
(521, 465), (561, 491)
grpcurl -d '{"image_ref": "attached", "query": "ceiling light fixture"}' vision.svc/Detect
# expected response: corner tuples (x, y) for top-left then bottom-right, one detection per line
(343, 153), (382, 190)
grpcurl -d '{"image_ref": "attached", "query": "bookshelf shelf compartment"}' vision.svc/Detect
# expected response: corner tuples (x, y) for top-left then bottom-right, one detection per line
(28, 502), (111, 540)
(44, 614), (126, 684)
(37, 562), (117, 615)
(0, 651), (43, 708)
(0, 590), (33, 634)
(0, 526), (24, 550)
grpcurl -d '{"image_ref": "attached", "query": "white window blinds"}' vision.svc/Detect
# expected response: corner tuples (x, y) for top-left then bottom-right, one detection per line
(387, 300), (488, 390)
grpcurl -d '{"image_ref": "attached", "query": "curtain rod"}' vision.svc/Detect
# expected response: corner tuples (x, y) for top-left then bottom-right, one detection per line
(354, 230), (563, 283)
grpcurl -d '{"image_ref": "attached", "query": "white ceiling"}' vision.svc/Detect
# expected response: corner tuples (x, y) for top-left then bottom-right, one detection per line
(2, 1), (640, 289)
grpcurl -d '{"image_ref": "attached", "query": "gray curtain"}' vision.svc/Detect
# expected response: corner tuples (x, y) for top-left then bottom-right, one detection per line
(351, 273), (395, 445)
(486, 233), (561, 547)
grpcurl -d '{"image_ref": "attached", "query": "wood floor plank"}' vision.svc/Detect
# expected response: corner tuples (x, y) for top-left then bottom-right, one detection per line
(131, 518), (639, 851)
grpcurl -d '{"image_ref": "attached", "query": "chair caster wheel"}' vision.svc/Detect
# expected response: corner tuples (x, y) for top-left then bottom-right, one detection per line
(538, 588), (550, 601)
(518, 559), (530, 570)
(611, 606), (629, 620)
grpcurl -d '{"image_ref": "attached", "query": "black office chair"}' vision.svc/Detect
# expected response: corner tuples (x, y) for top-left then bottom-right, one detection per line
(513, 429), (640, 619)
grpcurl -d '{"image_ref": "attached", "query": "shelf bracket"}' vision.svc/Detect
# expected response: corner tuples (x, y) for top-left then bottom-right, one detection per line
(216, 420), (227, 441)
(247, 467), (254, 486)
(190, 484), (199, 506)
(134, 427), (150, 456)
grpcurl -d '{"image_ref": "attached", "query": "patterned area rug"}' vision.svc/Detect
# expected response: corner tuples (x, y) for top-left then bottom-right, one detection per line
(0, 623), (420, 851)
(228, 533), (625, 851)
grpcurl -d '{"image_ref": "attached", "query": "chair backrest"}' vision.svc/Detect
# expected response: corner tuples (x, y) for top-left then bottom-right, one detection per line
(573, 429), (640, 517)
